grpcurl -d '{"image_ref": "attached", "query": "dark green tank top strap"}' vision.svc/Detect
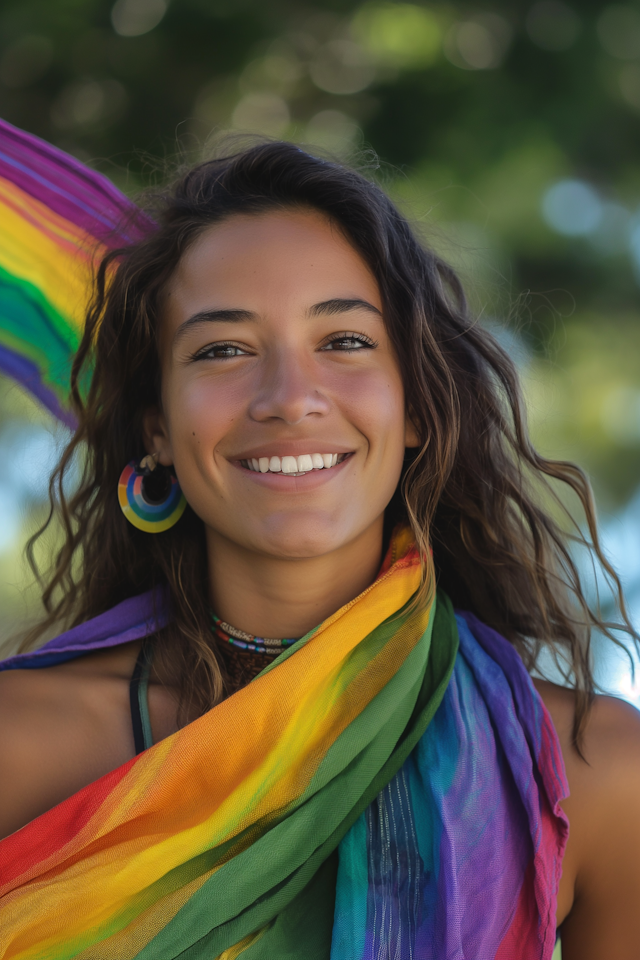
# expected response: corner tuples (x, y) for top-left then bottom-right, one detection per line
(129, 642), (154, 754)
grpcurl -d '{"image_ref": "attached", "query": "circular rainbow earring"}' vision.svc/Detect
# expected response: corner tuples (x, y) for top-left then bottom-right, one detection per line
(118, 453), (187, 533)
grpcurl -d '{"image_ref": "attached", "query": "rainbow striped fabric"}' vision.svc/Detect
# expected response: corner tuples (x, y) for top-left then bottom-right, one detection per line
(0, 532), (569, 960)
(0, 116), (149, 424)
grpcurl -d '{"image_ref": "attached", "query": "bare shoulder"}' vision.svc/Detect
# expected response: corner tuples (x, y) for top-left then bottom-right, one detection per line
(0, 647), (139, 840)
(534, 678), (640, 788)
(534, 679), (640, 959)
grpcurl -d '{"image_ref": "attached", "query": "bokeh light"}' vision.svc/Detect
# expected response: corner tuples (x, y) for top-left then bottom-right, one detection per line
(542, 179), (603, 236)
(306, 109), (360, 154)
(309, 40), (375, 95)
(597, 5), (640, 60)
(526, 2), (581, 52)
(232, 93), (290, 136)
(444, 14), (512, 70)
(111, 0), (168, 38)
(352, 3), (442, 68)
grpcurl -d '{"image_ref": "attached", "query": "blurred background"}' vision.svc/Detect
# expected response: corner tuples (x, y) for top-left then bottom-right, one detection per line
(0, 0), (639, 708)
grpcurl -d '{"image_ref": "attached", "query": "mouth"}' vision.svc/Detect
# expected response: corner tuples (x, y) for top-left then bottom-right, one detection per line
(238, 452), (352, 477)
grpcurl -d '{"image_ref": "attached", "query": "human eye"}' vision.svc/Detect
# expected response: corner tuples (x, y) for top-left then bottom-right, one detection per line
(192, 341), (251, 360)
(319, 331), (378, 352)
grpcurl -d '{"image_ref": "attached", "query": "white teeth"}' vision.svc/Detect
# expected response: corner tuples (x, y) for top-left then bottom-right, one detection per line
(243, 452), (348, 474)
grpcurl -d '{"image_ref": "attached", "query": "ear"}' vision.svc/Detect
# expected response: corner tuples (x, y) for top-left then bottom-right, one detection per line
(404, 412), (421, 449)
(141, 405), (174, 466)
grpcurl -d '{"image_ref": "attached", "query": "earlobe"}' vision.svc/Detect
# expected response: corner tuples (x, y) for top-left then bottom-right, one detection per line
(141, 405), (174, 466)
(404, 414), (421, 449)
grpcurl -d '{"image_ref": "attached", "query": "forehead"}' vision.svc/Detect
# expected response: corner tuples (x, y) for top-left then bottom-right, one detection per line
(164, 208), (382, 318)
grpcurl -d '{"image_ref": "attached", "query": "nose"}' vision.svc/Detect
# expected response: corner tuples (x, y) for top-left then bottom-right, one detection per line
(247, 348), (331, 424)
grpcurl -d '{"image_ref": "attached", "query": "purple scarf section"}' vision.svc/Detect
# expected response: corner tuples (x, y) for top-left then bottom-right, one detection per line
(0, 590), (168, 671)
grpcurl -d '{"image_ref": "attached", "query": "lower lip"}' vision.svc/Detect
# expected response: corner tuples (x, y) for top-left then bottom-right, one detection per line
(231, 456), (353, 490)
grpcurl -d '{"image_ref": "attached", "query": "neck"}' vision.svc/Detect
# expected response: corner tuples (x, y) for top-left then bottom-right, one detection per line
(206, 519), (385, 639)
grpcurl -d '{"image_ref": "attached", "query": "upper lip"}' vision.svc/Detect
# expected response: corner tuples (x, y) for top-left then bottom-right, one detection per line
(231, 443), (355, 461)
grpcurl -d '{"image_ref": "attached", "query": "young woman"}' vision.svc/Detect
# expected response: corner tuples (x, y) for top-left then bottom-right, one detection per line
(0, 132), (639, 960)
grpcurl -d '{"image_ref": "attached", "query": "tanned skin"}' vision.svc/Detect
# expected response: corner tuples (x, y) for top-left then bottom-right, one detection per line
(1, 210), (639, 956)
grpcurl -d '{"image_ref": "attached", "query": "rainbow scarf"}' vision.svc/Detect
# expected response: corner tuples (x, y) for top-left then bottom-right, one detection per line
(0, 116), (149, 425)
(0, 531), (459, 958)
(0, 533), (568, 960)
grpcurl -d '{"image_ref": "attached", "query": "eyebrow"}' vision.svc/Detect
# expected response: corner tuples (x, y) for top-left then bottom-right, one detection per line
(173, 298), (382, 345)
(307, 298), (383, 319)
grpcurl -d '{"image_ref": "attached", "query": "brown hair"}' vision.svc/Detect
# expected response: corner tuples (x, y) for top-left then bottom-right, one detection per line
(23, 141), (637, 745)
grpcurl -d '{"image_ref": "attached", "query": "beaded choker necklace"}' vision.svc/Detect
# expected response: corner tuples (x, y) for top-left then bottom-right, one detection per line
(211, 613), (300, 655)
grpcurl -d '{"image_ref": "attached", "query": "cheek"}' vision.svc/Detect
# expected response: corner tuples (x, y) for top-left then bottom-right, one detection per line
(162, 371), (245, 461)
(337, 365), (406, 454)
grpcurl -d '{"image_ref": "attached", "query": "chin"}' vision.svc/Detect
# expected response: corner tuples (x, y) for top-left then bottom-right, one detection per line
(253, 512), (354, 560)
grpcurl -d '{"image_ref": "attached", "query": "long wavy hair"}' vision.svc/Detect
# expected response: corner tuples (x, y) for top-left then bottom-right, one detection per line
(22, 141), (636, 745)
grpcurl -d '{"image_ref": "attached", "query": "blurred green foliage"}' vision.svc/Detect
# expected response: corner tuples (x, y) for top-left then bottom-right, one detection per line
(1, 0), (640, 638)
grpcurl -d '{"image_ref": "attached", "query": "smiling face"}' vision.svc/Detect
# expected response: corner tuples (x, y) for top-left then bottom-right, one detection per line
(145, 207), (417, 564)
